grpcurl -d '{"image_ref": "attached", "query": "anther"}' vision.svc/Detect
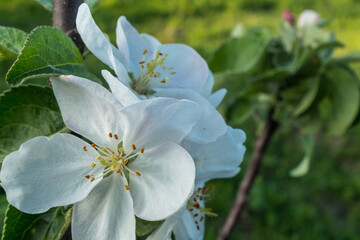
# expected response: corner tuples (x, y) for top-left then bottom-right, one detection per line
(140, 148), (145, 153)
(143, 49), (148, 55)
(132, 144), (136, 150)
(194, 213), (198, 217)
(125, 185), (130, 190)
(123, 159), (129, 164)
(91, 163), (96, 168)
(91, 177), (95, 182)
(116, 169), (121, 173)
(196, 225), (200, 230)
(103, 147), (108, 151)
(159, 52), (163, 56)
(108, 132), (113, 138)
(139, 61), (145, 64)
(136, 171), (141, 176)
(91, 144), (96, 148)
(189, 208), (194, 212)
(114, 134), (118, 140)
(170, 72), (176, 75)
(85, 175), (90, 179)
(200, 216), (204, 221)
(168, 67), (173, 70)
(161, 77), (169, 83)
(83, 146), (87, 151)
(193, 203), (200, 209)
(119, 148), (124, 152)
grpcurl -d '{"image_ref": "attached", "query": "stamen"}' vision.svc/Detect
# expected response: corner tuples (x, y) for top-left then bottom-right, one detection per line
(143, 49), (148, 55)
(114, 134), (118, 140)
(108, 132), (113, 138)
(83, 146), (88, 151)
(139, 61), (145, 64)
(90, 177), (95, 182)
(91, 144), (96, 148)
(85, 175), (90, 179)
(123, 159), (129, 164)
(132, 144), (136, 150)
(140, 148), (145, 153)
(91, 163), (96, 168)
(161, 77), (169, 83)
(119, 148), (124, 152)
(125, 185), (130, 190)
(136, 171), (141, 176)
(168, 67), (173, 70)
(170, 72), (176, 75)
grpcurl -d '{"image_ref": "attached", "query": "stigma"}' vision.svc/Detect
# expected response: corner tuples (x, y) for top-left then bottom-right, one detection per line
(130, 49), (176, 95)
(83, 132), (145, 190)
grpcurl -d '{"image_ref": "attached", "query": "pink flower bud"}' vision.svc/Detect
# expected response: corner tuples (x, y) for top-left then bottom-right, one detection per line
(282, 10), (296, 26)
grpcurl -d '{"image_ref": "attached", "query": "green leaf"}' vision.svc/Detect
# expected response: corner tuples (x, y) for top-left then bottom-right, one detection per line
(289, 135), (315, 177)
(0, 85), (66, 162)
(6, 26), (99, 86)
(136, 217), (162, 237)
(294, 76), (320, 116)
(36, 0), (101, 11)
(325, 66), (360, 136)
(209, 28), (271, 73)
(2, 205), (72, 240)
(328, 51), (360, 64)
(0, 27), (27, 59)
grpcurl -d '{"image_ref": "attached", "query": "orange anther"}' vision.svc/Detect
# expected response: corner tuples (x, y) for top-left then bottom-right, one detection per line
(108, 132), (113, 138)
(83, 146), (88, 151)
(140, 148), (145, 153)
(136, 171), (141, 176)
(132, 144), (136, 150)
(85, 175), (90, 179)
(139, 61), (145, 64)
(114, 134), (118, 140)
(90, 177), (95, 182)
(91, 144), (96, 148)
(125, 185), (130, 190)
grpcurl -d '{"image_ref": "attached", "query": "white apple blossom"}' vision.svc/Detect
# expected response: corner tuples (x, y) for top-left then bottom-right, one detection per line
(0, 75), (201, 240)
(147, 126), (246, 240)
(76, 3), (227, 144)
(297, 10), (321, 29)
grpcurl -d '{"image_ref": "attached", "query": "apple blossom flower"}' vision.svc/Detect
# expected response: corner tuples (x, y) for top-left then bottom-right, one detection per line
(297, 10), (321, 28)
(0, 75), (201, 240)
(147, 126), (246, 240)
(76, 3), (227, 144)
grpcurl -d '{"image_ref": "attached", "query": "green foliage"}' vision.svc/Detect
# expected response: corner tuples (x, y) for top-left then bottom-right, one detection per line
(2, 205), (72, 240)
(0, 85), (66, 162)
(323, 66), (359, 136)
(209, 28), (271, 74)
(135, 217), (162, 237)
(35, 0), (101, 11)
(0, 27), (27, 60)
(6, 26), (99, 86)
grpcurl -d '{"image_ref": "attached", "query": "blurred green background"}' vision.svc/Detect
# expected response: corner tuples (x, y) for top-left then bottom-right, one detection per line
(1, 0), (360, 239)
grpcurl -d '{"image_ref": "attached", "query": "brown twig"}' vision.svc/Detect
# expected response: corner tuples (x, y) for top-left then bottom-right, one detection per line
(52, 0), (84, 52)
(217, 107), (279, 240)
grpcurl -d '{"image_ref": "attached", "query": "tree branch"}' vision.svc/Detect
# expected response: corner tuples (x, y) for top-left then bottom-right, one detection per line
(217, 107), (279, 240)
(52, 0), (84, 52)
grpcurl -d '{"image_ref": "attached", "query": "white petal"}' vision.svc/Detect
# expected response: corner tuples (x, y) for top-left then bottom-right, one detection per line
(72, 174), (135, 240)
(207, 88), (227, 108)
(116, 16), (151, 75)
(173, 209), (205, 240)
(119, 98), (200, 151)
(128, 142), (195, 221)
(101, 70), (141, 106)
(51, 75), (124, 148)
(0, 134), (103, 214)
(140, 33), (161, 49)
(153, 88), (227, 144)
(146, 208), (185, 240)
(200, 70), (214, 97)
(76, 4), (127, 69)
(183, 126), (246, 184)
(152, 44), (208, 92)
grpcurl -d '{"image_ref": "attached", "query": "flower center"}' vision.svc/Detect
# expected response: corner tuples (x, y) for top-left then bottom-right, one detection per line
(83, 132), (144, 190)
(130, 49), (176, 95)
(187, 186), (217, 230)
